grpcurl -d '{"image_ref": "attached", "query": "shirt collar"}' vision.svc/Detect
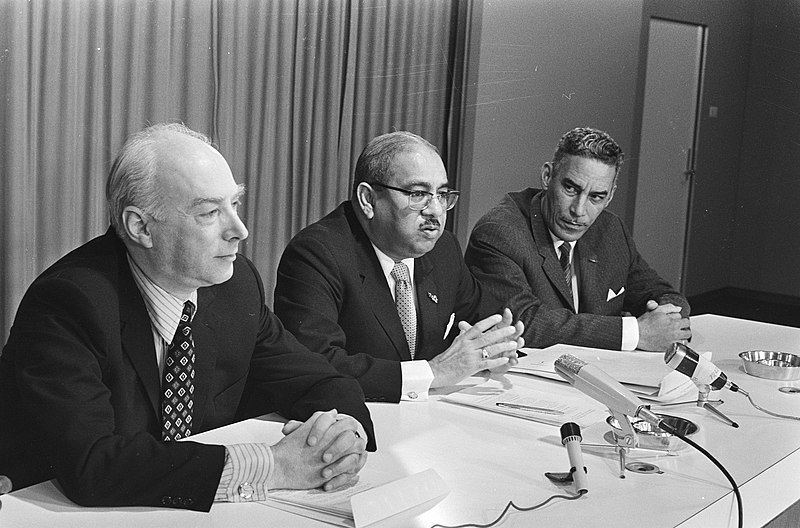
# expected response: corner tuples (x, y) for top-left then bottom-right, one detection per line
(127, 254), (198, 344)
(371, 243), (415, 284)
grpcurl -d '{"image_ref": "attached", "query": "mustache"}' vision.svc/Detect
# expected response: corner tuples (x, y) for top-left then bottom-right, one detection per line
(421, 220), (441, 228)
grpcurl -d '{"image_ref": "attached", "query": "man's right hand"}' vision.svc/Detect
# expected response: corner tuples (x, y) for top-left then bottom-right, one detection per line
(271, 410), (367, 491)
(429, 311), (522, 388)
(637, 302), (691, 351)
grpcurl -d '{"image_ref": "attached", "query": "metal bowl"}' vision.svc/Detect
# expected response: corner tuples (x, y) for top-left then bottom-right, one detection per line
(739, 350), (800, 381)
(606, 414), (697, 452)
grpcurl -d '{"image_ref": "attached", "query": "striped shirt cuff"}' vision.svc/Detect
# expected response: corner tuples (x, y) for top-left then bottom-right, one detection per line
(214, 443), (274, 502)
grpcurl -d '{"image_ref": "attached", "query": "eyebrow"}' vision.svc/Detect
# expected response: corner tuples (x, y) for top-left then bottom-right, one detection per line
(563, 178), (608, 196)
(190, 184), (246, 209)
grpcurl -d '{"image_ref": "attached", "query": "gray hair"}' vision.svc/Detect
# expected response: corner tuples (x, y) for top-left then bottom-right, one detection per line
(352, 131), (440, 195)
(106, 123), (213, 237)
(552, 127), (624, 176)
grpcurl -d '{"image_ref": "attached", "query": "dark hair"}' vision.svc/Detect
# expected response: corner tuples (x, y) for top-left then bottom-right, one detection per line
(552, 127), (624, 176)
(351, 131), (440, 195)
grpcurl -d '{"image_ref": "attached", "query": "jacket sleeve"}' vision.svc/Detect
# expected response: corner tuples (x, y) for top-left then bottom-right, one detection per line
(237, 257), (377, 450)
(274, 232), (404, 402)
(466, 218), (625, 349)
(2, 276), (225, 511)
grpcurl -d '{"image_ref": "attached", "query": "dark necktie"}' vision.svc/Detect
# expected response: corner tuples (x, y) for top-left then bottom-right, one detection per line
(391, 262), (417, 359)
(161, 300), (195, 441)
(559, 243), (573, 295)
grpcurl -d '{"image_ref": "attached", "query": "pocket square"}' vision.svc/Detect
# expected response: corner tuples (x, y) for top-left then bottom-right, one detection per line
(444, 313), (455, 338)
(607, 287), (625, 301)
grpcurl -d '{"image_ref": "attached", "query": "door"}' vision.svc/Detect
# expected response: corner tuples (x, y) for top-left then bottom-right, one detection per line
(633, 18), (706, 292)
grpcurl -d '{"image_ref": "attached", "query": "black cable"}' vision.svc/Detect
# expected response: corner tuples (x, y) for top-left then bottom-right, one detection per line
(659, 421), (743, 528)
(429, 490), (586, 528)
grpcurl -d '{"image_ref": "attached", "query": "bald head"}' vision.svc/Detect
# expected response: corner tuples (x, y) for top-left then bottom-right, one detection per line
(106, 123), (216, 238)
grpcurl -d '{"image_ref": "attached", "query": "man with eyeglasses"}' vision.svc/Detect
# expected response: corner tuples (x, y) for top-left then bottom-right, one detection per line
(465, 127), (690, 351)
(275, 131), (524, 402)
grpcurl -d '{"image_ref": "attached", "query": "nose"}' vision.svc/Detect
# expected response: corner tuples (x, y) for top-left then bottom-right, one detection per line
(569, 195), (588, 218)
(421, 194), (446, 216)
(224, 209), (249, 241)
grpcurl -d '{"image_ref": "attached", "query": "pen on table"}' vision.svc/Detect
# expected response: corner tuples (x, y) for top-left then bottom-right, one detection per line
(495, 402), (564, 415)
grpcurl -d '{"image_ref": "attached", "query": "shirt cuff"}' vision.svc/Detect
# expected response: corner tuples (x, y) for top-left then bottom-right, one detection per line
(400, 360), (434, 401)
(214, 443), (274, 502)
(622, 316), (639, 351)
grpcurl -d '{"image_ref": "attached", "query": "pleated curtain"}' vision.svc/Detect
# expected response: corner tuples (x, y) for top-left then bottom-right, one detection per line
(0, 0), (473, 341)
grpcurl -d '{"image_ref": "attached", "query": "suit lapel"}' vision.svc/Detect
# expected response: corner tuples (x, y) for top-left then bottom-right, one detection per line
(117, 257), (162, 418)
(529, 194), (575, 310)
(414, 255), (438, 359)
(347, 209), (410, 360)
(191, 288), (220, 430)
(575, 241), (599, 313)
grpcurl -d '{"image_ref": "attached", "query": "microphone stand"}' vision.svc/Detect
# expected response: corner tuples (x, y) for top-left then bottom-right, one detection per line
(609, 410), (637, 479)
(655, 384), (739, 428)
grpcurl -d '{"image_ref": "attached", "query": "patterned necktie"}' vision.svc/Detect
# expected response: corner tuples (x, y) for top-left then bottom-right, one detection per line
(161, 300), (195, 441)
(391, 262), (417, 359)
(559, 243), (573, 294)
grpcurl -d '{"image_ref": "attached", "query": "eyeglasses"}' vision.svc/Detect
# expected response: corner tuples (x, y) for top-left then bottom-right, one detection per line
(370, 182), (460, 211)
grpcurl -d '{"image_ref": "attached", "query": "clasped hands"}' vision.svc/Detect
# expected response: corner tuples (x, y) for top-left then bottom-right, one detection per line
(430, 307), (525, 388)
(271, 409), (368, 492)
(637, 299), (692, 351)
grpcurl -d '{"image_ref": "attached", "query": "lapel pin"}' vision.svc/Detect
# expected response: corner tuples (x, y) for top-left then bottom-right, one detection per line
(427, 292), (438, 303)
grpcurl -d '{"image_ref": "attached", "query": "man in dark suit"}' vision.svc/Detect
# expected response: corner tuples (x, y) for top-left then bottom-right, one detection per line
(0, 123), (374, 511)
(275, 131), (524, 403)
(465, 127), (691, 351)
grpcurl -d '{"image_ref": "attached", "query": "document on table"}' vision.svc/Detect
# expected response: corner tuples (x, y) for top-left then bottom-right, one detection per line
(442, 387), (608, 428)
(260, 469), (449, 528)
(509, 344), (698, 402)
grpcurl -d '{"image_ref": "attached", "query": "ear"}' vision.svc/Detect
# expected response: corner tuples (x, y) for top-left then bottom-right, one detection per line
(122, 206), (154, 249)
(355, 182), (376, 219)
(540, 162), (554, 190)
(607, 179), (618, 205)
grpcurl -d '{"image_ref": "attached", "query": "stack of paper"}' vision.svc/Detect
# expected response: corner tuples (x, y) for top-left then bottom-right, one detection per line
(509, 344), (698, 402)
(442, 387), (608, 428)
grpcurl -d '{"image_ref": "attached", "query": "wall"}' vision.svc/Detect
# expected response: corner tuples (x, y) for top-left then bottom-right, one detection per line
(456, 0), (644, 244)
(460, 0), (756, 300)
(732, 0), (800, 297)
(641, 0), (753, 297)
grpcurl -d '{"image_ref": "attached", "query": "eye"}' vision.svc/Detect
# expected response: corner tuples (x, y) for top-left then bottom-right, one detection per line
(590, 195), (606, 204)
(200, 208), (220, 219)
(231, 200), (241, 213)
(409, 191), (429, 200)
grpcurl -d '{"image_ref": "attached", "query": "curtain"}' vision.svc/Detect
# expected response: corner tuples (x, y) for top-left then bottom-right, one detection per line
(0, 0), (473, 343)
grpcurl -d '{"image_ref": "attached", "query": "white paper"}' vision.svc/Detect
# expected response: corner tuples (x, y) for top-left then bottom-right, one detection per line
(510, 344), (698, 402)
(441, 387), (608, 428)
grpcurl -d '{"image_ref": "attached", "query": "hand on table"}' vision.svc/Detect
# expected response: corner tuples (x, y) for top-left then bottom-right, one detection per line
(637, 300), (691, 351)
(274, 409), (368, 491)
(429, 308), (524, 388)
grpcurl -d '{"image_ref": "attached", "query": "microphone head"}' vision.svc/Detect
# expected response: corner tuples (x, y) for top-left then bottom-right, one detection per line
(554, 354), (587, 381)
(560, 422), (582, 444)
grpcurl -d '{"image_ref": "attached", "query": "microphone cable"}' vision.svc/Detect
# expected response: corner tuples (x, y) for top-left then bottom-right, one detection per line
(744, 392), (800, 421)
(658, 420), (743, 528)
(429, 489), (586, 528)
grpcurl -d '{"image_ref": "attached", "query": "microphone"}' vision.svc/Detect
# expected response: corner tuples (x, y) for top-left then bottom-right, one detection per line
(554, 354), (662, 427)
(664, 342), (745, 393)
(560, 422), (588, 494)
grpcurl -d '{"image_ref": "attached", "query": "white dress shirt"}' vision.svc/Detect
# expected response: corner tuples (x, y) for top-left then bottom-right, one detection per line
(548, 235), (638, 350)
(127, 255), (272, 502)
(371, 245), (435, 401)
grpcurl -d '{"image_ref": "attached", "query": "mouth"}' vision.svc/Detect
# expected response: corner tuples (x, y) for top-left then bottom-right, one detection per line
(559, 218), (586, 230)
(420, 222), (441, 237)
(216, 254), (237, 261)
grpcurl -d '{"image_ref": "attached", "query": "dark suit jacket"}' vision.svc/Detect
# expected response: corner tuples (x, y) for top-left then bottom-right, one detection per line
(274, 201), (502, 402)
(465, 188), (689, 349)
(0, 228), (374, 511)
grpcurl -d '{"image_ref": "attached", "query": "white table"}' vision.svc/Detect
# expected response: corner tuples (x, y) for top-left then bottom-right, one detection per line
(2, 315), (799, 527)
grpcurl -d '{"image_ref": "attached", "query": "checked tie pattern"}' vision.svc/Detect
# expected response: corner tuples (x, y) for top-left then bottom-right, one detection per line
(559, 243), (573, 295)
(161, 300), (196, 441)
(391, 262), (417, 359)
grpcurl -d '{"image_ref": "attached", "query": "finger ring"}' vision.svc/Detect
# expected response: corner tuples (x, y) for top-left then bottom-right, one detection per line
(481, 348), (489, 360)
